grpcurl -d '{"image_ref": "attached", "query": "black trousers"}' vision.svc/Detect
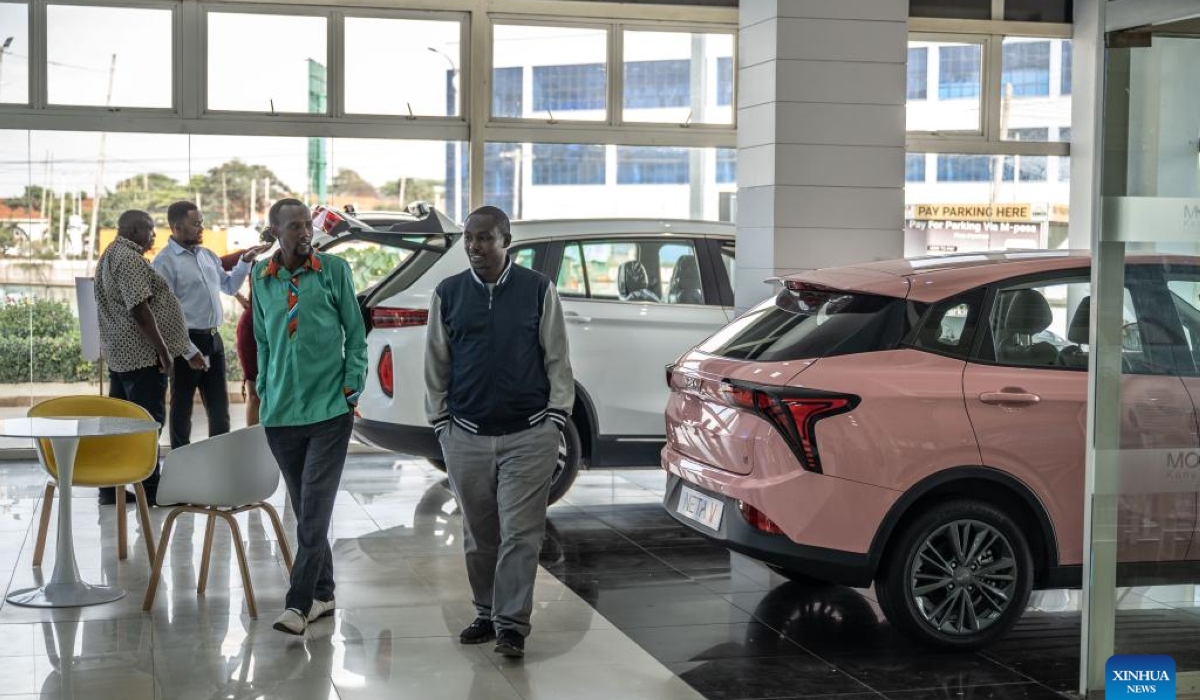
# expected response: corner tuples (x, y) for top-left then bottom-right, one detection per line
(106, 364), (169, 498)
(264, 412), (354, 614)
(169, 330), (231, 449)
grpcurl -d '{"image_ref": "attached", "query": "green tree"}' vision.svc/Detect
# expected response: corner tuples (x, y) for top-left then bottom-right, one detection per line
(95, 177), (191, 229)
(331, 168), (378, 199)
(188, 160), (293, 227)
(379, 178), (440, 208)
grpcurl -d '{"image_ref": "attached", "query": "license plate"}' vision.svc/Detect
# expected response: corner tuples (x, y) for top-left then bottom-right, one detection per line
(676, 485), (724, 531)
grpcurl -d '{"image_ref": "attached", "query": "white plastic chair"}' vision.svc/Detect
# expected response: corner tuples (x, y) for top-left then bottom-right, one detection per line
(142, 425), (293, 618)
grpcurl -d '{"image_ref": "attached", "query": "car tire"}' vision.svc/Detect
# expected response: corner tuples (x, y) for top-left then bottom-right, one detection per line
(875, 499), (1033, 651)
(426, 421), (582, 506)
(547, 419), (582, 505)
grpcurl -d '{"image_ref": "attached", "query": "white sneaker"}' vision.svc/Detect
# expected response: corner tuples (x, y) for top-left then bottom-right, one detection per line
(272, 608), (307, 635)
(307, 598), (336, 623)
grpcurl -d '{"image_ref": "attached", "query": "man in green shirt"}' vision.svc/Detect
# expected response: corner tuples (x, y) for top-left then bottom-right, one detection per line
(252, 198), (367, 635)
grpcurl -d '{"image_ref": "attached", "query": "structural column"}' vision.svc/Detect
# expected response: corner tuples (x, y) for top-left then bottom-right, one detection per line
(736, 0), (908, 310)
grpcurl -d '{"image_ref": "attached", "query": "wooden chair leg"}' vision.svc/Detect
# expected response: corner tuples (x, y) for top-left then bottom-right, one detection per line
(197, 513), (217, 595)
(33, 483), (55, 568)
(221, 513), (257, 619)
(142, 508), (184, 613)
(134, 482), (156, 565)
(259, 502), (293, 574)
(116, 486), (128, 561)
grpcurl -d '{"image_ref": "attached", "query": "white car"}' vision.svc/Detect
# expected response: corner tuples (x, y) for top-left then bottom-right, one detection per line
(318, 208), (736, 502)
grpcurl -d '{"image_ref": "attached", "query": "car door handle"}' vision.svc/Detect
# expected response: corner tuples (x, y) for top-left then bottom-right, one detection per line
(979, 389), (1041, 406)
(564, 312), (592, 323)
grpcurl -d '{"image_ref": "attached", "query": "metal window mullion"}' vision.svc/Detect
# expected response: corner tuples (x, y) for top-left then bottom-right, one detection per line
(982, 33), (1004, 144)
(992, 0), (1004, 21)
(327, 9), (342, 118)
(181, 0), (201, 118)
(30, 0), (47, 109)
(467, 0), (487, 211)
(609, 21), (621, 127)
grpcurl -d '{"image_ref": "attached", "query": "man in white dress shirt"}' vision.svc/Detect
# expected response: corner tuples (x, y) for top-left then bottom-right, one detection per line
(153, 201), (268, 448)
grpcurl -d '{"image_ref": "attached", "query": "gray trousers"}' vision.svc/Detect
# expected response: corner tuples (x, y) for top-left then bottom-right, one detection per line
(264, 411), (354, 614)
(439, 419), (559, 637)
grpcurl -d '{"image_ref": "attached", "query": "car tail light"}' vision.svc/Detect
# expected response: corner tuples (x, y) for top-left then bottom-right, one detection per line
(739, 501), (785, 535)
(371, 307), (428, 330)
(378, 346), (394, 398)
(718, 380), (858, 473)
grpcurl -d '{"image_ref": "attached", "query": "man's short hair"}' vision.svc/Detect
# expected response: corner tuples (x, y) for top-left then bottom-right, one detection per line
(167, 200), (198, 227)
(467, 205), (510, 239)
(269, 198), (307, 227)
(117, 209), (151, 237)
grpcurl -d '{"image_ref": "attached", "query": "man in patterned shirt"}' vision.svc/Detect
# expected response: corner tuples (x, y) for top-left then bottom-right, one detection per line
(95, 210), (206, 505)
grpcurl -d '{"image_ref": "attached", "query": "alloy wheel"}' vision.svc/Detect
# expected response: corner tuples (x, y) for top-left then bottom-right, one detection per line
(909, 518), (1018, 636)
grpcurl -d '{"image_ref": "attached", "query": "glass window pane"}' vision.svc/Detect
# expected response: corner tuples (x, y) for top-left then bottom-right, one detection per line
(622, 30), (734, 125)
(47, 5), (172, 108)
(485, 143), (735, 221)
(493, 24), (607, 121)
(907, 40), (982, 133)
(1001, 39), (1072, 142)
(207, 13), (327, 113)
(617, 146), (689, 185)
(532, 144), (605, 185)
(557, 242), (586, 297)
(909, 0), (990, 20)
(344, 17), (461, 117)
(0, 4), (28, 104)
(905, 152), (1071, 257)
(907, 47), (927, 100)
(1005, 0), (1071, 23)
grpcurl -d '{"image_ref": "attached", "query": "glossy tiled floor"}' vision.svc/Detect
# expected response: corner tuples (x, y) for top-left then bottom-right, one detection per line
(0, 456), (1198, 700)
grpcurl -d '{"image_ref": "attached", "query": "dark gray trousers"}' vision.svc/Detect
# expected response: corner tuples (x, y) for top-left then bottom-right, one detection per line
(440, 419), (559, 637)
(264, 411), (353, 615)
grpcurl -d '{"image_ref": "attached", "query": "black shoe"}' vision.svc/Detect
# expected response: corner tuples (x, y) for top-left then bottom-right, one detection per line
(458, 618), (495, 645)
(494, 630), (525, 658)
(98, 489), (137, 506)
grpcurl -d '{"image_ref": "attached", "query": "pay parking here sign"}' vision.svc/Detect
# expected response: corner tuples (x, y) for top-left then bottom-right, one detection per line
(1108, 656), (1176, 699)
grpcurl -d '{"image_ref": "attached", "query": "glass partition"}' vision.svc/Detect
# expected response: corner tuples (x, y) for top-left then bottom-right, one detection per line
(1086, 29), (1200, 699)
(0, 131), (465, 453)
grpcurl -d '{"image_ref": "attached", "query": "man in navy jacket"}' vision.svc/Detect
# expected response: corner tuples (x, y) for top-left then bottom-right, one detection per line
(424, 205), (573, 659)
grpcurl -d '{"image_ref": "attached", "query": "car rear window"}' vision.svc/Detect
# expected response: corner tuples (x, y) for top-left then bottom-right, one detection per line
(697, 286), (910, 361)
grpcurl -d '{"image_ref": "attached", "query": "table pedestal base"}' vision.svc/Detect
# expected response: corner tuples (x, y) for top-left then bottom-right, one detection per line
(6, 582), (126, 608)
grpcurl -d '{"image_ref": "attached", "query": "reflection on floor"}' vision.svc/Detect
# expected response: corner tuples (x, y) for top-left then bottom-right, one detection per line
(0, 457), (1197, 699)
(548, 471), (1200, 700)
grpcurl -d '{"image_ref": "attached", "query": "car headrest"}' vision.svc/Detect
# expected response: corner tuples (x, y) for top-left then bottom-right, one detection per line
(670, 255), (701, 288)
(617, 261), (651, 297)
(1068, 297), (1090, 344)
(1003, 289), (1053, 335)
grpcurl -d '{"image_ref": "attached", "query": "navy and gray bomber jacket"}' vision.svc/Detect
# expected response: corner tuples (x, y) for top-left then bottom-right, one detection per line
(424, 257), (575, 436)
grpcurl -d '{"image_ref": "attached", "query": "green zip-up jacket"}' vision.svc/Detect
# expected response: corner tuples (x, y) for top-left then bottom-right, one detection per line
(251, 251), (367, 428)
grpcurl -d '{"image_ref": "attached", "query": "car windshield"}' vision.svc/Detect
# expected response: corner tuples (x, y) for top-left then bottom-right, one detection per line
(697, 286), (910, 361)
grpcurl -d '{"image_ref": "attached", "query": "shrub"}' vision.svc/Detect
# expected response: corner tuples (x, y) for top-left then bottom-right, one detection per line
(0, 299), (94, 383)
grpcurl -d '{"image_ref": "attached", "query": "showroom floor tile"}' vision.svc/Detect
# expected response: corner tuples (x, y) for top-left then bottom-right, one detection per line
(0, 455), (1198, 700)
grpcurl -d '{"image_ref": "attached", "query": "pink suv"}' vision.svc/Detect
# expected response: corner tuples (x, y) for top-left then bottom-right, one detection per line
(663, 251), (1200, 650)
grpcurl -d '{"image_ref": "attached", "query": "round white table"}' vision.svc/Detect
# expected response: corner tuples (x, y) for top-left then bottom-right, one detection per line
(0, 416), (160, 607)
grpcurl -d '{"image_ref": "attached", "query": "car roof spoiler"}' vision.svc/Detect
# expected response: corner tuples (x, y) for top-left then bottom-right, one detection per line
(317, 206), (462, 254)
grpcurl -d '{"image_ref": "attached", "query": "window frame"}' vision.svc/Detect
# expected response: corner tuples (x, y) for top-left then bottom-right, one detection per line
(617, 24), (737, 129)
(338, 9), (469, 120)
(906, 24), (1070, 160)
(1, 0), (33, 107)
(38, 0), (180, 115)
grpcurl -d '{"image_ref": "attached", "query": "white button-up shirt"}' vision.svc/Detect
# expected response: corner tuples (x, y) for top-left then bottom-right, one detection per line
(153, 237), (252, 330)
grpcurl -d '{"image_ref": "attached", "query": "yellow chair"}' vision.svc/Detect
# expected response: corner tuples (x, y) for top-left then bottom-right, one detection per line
(29, 396), (159, 566)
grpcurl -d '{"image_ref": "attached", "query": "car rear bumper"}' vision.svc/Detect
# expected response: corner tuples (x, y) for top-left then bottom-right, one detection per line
(353, 417), (442, 460)
(662, 473), (874, 587)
